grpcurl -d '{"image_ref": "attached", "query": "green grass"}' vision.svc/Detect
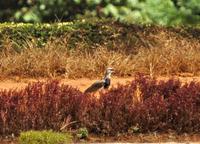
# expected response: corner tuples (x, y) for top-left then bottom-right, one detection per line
(19, 130), (72, 144)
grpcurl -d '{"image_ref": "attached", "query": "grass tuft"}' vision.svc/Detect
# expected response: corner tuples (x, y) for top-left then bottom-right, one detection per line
(19, 130), (72, 144)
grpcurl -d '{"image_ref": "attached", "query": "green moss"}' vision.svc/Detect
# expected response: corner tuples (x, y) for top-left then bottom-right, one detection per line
(19, 130), (72, 144)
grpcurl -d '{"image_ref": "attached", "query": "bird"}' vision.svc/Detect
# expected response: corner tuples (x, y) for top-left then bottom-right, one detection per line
(84, 67), (114, 93)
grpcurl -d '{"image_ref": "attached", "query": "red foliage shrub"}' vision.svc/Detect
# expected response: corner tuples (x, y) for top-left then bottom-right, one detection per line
(135, 74), (181, 100)
(133, 94), (168, 132)
(78, 83), (137, 135)
(167, 82), (200, 132)
(0, 80), (84, 135)
(131, 76), (200, 133)
(1, 76), (200, 136)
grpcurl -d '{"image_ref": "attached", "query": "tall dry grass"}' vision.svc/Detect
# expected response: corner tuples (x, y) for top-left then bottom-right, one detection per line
(0, 31), (200, 79)
(135, 32), (200, 77)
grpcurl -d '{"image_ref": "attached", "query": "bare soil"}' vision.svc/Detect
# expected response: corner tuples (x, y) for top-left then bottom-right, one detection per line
(0, 75), (200, 92)
(0, 77), (132, 92)
(87, 133), (200, 143)
(1, 133), (200, 143)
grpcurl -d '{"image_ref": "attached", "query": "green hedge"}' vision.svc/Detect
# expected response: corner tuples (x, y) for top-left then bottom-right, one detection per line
(0, 19), (200, 52)
(0, 19), (123, 50)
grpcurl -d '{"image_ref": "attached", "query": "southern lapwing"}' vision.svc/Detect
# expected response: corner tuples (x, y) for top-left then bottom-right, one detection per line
(84, 68), (114, 93)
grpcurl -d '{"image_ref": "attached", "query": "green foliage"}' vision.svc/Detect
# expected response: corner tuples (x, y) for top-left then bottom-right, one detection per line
(101, 0), (200, 26)
(0, 19), (199, 54)
(0, 19), (125, 51)
(76, 128), (88, 139)
(176, 0), (200, 24)
(0, 0), (199, 25)
(0, 22), (75, 51)
(19, 130), (72, 144)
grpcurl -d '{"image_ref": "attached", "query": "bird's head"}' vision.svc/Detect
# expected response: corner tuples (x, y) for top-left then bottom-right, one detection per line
(104, 67), (114, 78)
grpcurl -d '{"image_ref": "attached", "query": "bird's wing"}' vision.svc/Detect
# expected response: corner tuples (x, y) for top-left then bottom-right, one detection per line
(84, 80), (105, 93)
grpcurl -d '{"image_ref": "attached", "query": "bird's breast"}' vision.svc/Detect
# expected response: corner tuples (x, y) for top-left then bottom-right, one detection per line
(103, 78), (110, 89)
